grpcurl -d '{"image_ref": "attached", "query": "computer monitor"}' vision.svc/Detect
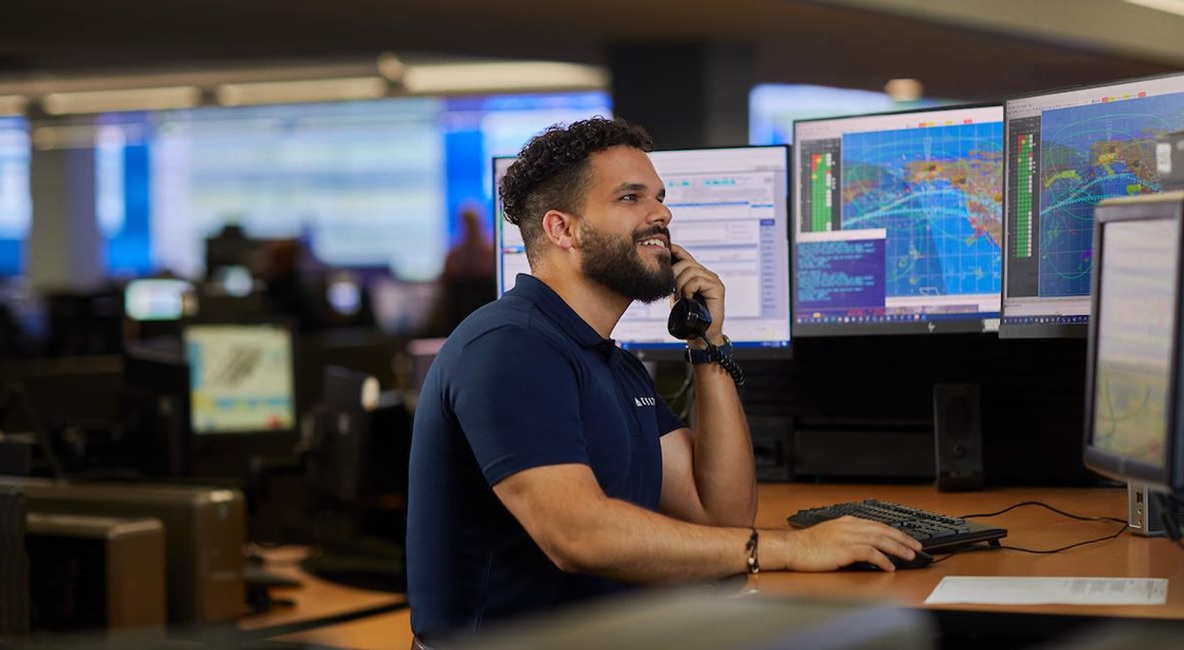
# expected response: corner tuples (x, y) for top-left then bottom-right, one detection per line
(0, 117), (30, 278)
(300, 365), (411, 592)
(1083, 192), (1184, 495)
(182, 323), (296, 435)
(495, 145), (793, 359)
(790, 104), (1004, 336)
(122, 342), (192, 478)
(124, 278), (194, 321)
(368, 277), (437, 336)
(1002, 72), (1184, 338)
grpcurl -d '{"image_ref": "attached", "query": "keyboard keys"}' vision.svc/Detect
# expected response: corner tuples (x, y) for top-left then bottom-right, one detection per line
(787, 498), (1008, 552)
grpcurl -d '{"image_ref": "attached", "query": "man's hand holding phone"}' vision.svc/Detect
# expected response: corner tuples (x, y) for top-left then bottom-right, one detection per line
(669, 244), (725, 347)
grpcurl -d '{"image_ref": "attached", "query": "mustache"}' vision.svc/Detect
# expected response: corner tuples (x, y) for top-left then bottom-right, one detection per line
(633, 225), (671, 242)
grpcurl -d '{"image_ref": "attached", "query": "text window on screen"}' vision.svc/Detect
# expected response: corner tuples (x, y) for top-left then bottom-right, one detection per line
(664, 172), (776, 319)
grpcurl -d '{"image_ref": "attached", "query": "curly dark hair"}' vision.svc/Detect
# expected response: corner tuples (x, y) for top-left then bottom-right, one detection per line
(499, 117), (654, 266)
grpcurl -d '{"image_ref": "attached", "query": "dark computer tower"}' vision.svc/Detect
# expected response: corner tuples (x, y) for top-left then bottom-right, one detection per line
(0, 486), (30, 641)
(0, 477), (245, 625)
(26, 513), (167, 632)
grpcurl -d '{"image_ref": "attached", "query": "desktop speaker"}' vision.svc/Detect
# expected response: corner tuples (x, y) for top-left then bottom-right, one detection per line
(25, 512), (167, 633)
(749, 416), (792, 482)
(933, 383), (984, 492)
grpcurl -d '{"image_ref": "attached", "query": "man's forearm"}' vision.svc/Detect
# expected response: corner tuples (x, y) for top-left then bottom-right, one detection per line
(559, 492), (757, 583)
(690, 358), (757, 526)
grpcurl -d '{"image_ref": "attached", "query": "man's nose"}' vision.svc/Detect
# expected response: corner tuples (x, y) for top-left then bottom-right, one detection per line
(651, 202), (672, 225)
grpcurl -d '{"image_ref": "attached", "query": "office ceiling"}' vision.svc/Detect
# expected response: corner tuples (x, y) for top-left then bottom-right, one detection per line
(2, 0), (1180, 100)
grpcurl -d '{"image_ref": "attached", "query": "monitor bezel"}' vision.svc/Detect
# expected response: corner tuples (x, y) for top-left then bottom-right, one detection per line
(789, 102), (1005, 337)
(1000, 70), (1184, 340)
(493, 155), (518, 302)
(180, 319), (299, 438)
(1082, 193), (1184, 494)
(494, 145), (795, 361)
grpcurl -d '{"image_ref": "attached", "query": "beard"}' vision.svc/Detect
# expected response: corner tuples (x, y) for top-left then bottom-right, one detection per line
(578, 221), (675, 304)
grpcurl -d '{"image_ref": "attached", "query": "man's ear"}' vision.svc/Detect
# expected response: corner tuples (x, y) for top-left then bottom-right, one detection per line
(541, 210), (580, 252)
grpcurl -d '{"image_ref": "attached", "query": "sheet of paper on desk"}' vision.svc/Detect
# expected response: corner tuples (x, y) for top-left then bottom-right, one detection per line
(924, 577), (1168, 606)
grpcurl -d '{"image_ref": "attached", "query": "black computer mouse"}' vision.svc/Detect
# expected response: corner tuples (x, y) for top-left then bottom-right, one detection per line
(842, 550), (934, 572)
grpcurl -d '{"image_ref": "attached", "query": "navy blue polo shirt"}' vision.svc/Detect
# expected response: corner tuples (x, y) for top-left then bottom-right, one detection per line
(406, 274), (684, 642)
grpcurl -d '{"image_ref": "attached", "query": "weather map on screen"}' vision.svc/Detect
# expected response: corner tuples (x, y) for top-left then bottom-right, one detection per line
(839, 123), (1003, 298)
(1036, 95), (1180, 297)
(792, 104), (1003, 335)
(1002, 73), (1184, 336)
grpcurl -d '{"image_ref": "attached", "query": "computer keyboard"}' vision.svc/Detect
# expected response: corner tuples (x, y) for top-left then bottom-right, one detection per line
(787, 498), (1008, 553)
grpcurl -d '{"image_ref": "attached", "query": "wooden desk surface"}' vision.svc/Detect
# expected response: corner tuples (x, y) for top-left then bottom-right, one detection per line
(749, 483), (1182, 619)
(262, 484), (1184, 649)
(238, 547), (405, 633)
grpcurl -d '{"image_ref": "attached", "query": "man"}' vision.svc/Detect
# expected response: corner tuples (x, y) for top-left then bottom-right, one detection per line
(406, 117), (920, 645)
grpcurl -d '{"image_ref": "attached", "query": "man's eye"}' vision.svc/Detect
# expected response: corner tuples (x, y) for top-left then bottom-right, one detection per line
(620, 194), (637, 202)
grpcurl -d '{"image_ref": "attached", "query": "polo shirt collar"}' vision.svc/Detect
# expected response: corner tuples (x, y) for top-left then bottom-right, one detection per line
(508, 274), (616, 357)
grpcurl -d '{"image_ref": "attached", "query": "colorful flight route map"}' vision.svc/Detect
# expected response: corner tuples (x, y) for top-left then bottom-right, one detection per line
(1039, 93), (1184, 297)
(840, 121), (1003, 300)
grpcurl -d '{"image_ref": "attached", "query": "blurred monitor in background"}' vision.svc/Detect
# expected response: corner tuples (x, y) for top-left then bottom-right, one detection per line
(300, 365), (412, 593)
(209, 265), (255, 298)
(95, 91), (611, 280)
(369, 278), (439, 337)
(124, 278), (194, 321)
(183, 323), (296, 436)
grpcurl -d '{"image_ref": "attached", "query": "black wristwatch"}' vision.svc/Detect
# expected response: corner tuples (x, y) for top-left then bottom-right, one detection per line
(686, 335), (732, 364)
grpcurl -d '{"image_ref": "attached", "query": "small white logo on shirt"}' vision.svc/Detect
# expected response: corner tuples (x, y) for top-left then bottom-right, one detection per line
(635, 397), (656, 407)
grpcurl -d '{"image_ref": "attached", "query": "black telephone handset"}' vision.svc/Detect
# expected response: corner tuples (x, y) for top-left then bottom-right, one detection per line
(667, 292), (745, 388)
(667, 294), (712, 340)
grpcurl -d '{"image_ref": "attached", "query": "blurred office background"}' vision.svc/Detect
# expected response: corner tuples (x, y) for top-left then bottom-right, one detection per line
(1, 0), (1184, 638)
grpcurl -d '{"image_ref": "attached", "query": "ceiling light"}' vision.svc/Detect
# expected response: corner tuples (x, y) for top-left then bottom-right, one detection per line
(42, 86), (201, 115)
(216, 76), (391, 107)
(1124, 0), (1184, 18)
(884, 78), (924, 102)
(401, 62), (607, 95)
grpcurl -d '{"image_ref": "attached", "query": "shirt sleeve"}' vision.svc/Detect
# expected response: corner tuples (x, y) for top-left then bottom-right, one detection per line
(656, 395), (685, 437)
(448, 325), (590, 487)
